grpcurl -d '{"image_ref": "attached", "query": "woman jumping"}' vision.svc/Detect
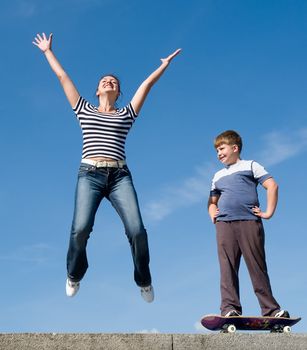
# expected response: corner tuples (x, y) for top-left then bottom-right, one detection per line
(33, 32), (181, 302)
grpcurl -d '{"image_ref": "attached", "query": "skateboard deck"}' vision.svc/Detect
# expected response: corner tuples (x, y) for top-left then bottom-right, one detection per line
(200, 314), (301, 333)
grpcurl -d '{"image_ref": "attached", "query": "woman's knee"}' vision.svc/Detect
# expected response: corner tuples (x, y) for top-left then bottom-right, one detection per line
(70, 223), (92, 247)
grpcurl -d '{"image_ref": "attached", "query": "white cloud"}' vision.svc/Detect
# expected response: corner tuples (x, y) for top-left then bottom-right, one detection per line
(257, 128), (307, 166)
(137, 328), (159, 334)
(144, 162), (217, 222)
(0, 243), (55, 265)
(10, 0), (37, 18)
(144, 127), (307, 222)
(2, 0), (104, 20)
(194, 321), (205, 332)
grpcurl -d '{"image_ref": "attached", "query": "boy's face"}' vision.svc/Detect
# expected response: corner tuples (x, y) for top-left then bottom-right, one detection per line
(216, 143), (240, 165)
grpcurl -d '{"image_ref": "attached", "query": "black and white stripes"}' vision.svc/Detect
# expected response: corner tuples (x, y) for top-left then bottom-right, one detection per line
(73, 96), (137, 160)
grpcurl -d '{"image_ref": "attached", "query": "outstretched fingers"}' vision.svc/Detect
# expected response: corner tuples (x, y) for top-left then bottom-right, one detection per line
(161, 48), (182, 64)
(32, 32), (53, 52)
(168, 48), (182, 59)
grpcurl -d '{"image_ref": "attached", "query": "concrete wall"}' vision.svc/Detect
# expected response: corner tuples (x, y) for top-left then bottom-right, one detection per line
(0, 333), (307, 350)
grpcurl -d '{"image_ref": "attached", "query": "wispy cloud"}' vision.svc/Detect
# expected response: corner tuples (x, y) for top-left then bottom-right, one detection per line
(144, 162), (217, 222)
(137, 328), (159, 334)
(144, 127), (307, 222)
(8, 0), (37, 18)
(257, 128), (307, 166)
(194, 321), (205, 332)
(0, 243), (55, 265)
(2, 0), (104, 20)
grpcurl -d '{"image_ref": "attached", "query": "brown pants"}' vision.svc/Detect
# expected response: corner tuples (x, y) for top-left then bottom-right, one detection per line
(216, 220), (280, 316)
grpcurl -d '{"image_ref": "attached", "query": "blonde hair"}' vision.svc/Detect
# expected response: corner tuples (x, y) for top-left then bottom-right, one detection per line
(214, 130), (243, 153)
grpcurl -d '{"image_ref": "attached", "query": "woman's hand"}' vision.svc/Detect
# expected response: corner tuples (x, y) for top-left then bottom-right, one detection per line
(32, 33), (53, 52)
(131, 48), (182, 114)
(32, 32), (80, 108)
(160, 48), (182, 65)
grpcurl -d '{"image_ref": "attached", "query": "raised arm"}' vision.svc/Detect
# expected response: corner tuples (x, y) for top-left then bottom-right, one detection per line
(131, 48), (181, 115)
(252, 178), (278, 219)
(32, 33), (80, 108)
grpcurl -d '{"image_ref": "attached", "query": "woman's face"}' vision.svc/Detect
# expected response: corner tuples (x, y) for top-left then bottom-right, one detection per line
(96, 76), (120, 98)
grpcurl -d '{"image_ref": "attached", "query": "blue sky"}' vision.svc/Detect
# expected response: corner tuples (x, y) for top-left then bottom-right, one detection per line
(0, 0), (307, 333)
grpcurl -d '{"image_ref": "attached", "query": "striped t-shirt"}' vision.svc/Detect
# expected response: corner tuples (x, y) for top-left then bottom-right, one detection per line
(73, 96), (137, 160)
(210, 160), (271, 221)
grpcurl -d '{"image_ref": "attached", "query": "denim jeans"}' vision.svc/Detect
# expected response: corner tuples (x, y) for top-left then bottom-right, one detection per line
(67, 163), (152, 287)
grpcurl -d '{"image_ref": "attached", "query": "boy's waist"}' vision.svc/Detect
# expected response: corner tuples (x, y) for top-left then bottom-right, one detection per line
(216, 216), (260, 222)
(216, 205), (259, 221)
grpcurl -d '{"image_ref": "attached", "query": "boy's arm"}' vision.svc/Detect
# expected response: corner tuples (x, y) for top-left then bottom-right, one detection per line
(252, 178), (278, 219)
(208, 195), (220, 224)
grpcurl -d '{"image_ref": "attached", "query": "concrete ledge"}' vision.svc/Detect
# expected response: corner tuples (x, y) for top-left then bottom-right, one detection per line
(0, 333), (307, 350)
(0, 334), (172, 350)
(174, 334), (307, 350)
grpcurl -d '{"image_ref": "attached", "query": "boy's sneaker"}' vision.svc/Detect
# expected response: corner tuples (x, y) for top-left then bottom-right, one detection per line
(274, 310), (290, 318)
(224, 310), (241, 317)
(66, 278), (80, 297)
(140, 285), (154, 303)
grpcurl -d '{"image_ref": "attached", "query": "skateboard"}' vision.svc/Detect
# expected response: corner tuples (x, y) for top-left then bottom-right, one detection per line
(200, 314), (301, 333)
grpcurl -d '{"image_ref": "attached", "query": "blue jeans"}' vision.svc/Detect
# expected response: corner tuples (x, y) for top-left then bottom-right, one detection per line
(67, 163), (152, 287)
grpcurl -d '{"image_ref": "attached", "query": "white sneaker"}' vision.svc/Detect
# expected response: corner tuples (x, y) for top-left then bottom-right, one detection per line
(224, 310), (241, 317)
(274, 310), (290, 318)
(140, 285), (154, 303)
(66, 278), (80, 297)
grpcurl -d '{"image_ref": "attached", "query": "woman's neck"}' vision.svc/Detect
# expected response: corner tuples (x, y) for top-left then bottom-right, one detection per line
(98, 96), (116, 113)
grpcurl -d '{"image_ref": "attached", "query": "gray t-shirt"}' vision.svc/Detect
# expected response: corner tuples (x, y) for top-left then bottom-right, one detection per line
(210, 160), (271, 221)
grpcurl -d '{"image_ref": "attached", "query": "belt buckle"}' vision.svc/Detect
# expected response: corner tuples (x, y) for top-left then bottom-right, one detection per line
(94, 160), (124, 168)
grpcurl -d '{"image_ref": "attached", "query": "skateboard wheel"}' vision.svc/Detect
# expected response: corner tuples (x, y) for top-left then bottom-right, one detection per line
(227, 325), (236, 333)
(283, 326), (291, 333)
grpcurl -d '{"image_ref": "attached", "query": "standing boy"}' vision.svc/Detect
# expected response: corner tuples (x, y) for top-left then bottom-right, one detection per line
(208, 130), (289, 317)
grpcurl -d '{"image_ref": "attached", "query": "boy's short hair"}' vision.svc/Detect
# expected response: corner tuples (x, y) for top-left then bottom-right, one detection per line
(214, 130), (243, 153)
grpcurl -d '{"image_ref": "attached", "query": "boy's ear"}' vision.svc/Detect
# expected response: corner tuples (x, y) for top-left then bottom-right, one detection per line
(233, 144), (239, 153)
